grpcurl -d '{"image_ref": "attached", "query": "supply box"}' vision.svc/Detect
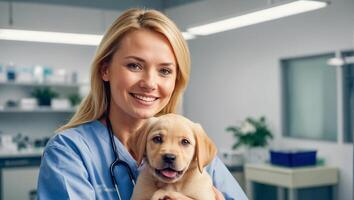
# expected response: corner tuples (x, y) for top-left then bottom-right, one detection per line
(270, 149), (317, 167)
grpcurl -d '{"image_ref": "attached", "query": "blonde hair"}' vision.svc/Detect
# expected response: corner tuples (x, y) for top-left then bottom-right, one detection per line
(57, 8), (190, 132)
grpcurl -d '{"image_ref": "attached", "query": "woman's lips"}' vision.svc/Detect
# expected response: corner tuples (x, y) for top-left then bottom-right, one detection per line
(130, 93), (158, 105)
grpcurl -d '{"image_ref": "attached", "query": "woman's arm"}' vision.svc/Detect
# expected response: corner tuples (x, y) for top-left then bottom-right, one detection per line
(206, 157), (248, 200)
(160, 188), (223, 200)
(37, 143), (95, 199)
(214, 186), (225, 200)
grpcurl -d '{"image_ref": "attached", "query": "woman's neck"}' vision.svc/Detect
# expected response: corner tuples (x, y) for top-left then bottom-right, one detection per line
(103, 105), (146, 148)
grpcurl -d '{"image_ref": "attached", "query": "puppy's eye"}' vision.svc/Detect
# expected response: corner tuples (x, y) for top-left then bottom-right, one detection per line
(181, 138), (190, 146)
(152, 135), (163, 144)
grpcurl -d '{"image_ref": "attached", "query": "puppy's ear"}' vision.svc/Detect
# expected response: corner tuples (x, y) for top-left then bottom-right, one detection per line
(194, 123), (217, 173)
(128, 118), (157, 166)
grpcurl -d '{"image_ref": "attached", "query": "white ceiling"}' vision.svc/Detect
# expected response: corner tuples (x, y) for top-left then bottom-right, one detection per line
(0, 0), (204, 11)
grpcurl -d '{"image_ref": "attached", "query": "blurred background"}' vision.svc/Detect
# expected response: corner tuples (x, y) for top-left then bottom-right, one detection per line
(0, 0), (352, 200)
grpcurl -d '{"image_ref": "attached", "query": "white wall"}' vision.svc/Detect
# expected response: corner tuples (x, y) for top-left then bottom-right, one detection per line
(166, 0), (354, 200)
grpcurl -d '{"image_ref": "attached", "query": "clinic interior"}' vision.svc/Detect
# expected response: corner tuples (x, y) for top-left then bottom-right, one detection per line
(0, 0), (352, 200)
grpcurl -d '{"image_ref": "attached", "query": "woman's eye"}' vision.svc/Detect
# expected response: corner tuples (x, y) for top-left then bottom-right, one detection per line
(126, 63), (142, 71)
(152, 135), (163, 144)
(181, 138), (190, 146)
(159, 68), (173, 76)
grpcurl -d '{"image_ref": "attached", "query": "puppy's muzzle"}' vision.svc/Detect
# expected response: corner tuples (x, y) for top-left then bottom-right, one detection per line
(155, 153), (183, 181)
(162, 153), (176, 164)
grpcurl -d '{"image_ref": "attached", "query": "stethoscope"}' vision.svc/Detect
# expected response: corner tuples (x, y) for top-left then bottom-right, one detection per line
(105, 114), (136, 199)
(103, 80), (136, 200)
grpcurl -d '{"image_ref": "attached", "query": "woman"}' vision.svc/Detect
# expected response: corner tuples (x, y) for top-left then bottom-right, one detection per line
(37, 8), (247, 200)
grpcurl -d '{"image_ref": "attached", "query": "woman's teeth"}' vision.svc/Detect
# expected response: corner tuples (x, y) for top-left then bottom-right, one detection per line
(132, 94), (157, 102)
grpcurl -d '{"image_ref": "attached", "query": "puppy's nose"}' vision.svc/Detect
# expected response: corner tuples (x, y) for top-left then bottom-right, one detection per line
(163, 154), (176, 164)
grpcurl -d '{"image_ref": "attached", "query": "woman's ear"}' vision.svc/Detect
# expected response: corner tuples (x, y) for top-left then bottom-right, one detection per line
(100, 63), (110, 81)
(194, 123), (217, 173)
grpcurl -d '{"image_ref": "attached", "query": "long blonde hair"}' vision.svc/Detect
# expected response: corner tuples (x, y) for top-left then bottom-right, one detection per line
(57, 8), (190, 132)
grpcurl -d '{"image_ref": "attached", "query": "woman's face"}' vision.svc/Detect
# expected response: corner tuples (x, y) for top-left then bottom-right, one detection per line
(102, 29), (177, 119)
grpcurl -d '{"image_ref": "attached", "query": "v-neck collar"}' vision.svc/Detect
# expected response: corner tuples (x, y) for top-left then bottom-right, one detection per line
(92, 120), (138, 168)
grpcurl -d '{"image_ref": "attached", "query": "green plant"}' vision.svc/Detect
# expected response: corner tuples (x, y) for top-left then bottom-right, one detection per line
(68, 93), (82, 107)
(31, 87), (58, 106)
(226, 116), (273, 149)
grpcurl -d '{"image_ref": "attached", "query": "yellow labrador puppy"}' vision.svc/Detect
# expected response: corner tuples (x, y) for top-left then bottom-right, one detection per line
(128, 114), (217, 200)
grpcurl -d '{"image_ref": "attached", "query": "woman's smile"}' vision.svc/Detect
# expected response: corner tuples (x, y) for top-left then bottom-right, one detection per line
(130, 93), (159, 106)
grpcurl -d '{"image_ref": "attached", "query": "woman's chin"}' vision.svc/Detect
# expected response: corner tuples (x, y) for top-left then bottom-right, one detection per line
(132, 109), (159, 119)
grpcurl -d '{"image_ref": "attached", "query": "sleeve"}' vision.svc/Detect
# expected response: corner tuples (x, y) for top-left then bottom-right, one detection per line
(206, 157), (248, 200)
(37, 144), (95, 200)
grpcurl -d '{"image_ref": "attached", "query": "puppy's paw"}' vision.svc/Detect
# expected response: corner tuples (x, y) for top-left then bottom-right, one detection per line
(151, 189), (168, 200)
(151, 190), (189, 200)
(159, 196), (171, 200)
(158, 191), (189, 200)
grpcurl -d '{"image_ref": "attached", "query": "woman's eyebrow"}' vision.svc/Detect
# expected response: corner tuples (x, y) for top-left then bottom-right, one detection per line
(125, 56), (175, 67)
(159, 63), (175, 68)
(124, 56), (146, 63)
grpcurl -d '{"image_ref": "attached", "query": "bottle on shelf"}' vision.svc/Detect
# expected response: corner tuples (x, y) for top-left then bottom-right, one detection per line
(33, 65), (44, 83)
(6, 62), (16, 82)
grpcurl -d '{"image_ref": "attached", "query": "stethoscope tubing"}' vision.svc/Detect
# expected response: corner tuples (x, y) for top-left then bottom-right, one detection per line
(104, 82), (135, 200)
(106, 116), (136, 200)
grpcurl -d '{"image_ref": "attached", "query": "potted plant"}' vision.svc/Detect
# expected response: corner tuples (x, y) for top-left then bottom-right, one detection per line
(31, 87), (58, 106)
(68, 93), (82, 107)
(226, 116), (273, 163)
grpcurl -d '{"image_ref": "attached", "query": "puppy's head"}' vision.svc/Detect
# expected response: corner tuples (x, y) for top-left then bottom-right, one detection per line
(128, 114), (217, 184)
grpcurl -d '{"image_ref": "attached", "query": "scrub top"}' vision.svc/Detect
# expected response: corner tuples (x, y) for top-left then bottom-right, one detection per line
(37, 120), (248, 200)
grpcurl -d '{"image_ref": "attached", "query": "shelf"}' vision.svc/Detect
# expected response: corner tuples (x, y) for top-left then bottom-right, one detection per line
(0, 148), (44, 158)
(0, 107), (76, 113)
(0, 81), (84, 88)
(0, 148), (44, 168)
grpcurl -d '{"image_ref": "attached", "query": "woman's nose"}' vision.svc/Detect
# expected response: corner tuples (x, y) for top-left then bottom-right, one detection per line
(139, 71), (157, 91)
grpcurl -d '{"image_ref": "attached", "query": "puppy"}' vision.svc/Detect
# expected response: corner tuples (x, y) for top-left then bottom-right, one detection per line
(128, 113), (217, 200)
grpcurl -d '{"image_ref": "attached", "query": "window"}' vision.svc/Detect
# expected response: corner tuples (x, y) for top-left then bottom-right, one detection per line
(281, 53), (338, 141)
(342, 50), (354, 143)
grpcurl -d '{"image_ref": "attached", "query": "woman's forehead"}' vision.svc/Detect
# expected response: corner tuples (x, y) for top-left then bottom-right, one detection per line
(116, 29), (175, 58)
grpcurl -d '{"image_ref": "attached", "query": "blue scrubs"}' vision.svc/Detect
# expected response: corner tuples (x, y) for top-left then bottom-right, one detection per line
(37, 120), (248, 200)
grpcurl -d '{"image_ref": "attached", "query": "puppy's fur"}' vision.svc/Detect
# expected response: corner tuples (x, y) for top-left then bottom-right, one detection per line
(128, 114), (217, 200)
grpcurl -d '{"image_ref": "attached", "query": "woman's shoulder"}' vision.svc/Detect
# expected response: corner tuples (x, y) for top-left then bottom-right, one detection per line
(45, 120), (105, 153)
(205, 156), (222, 174)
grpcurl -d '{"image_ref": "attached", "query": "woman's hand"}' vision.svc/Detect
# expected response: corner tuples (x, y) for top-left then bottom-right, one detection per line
(213, 187), (225, 200)
(153, 187), (224, 200)
(153, 191), (193, 200)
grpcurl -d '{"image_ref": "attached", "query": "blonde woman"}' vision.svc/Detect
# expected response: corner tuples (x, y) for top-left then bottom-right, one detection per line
(37, 8), (247, 200)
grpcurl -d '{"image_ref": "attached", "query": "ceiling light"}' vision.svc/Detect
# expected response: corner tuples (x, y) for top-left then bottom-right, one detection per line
(187, 0), (328, 36)
(0, 29), (103, 46)
(328, 56), (354, 66)
(327, 57), (345, 66)
(182, 32), (196, 40)
(0, 29), (195, 46)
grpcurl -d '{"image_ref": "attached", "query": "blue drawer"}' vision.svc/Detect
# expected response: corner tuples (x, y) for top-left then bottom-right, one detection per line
(270, 149), (317, 167)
